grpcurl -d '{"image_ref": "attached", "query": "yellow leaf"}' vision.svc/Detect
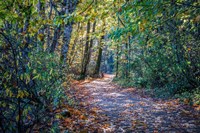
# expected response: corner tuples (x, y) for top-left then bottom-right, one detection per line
(33, 69), (37, 74)
(38, 33), (44, 41)
(16, 115), (19, 121)
(17, 90), (28, 98)
(6, 89), (13, 97)
(50, 68), (53, 75)
(33, 74), (39, 80)
(37, 61), (42, 64)
(26, 74), (30, 84)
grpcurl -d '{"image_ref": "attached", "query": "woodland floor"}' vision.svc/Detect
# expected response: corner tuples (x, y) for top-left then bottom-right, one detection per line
(61, 74), (200, 133)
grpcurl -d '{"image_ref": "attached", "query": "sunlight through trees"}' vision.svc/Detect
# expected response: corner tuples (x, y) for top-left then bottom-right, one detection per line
(0, 0), (199, 132)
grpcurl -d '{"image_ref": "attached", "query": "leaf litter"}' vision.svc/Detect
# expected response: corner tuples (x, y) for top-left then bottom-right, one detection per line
(60, 74), (200, 132)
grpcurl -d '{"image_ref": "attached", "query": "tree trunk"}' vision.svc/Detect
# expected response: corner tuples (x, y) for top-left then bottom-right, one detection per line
(60, 0), (78, 64)
(46, 0), (53, 52)
(50, 26), (61, 53)
(61, 24), (73, 64)
(125, 42), (128, 78)
(128, 36), (131, 76)
(116, 43), (119, 77)
(125, 36), (131, 78)
(68, 22), (81, 65)
(94, 35), (104, 75)
(81, 21), (91, 78)
(93, 20), (105, 76)
(87, 21), (96, 64)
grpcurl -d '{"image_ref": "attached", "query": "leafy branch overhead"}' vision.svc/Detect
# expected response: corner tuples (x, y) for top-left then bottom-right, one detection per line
(0, 0), (199, 132)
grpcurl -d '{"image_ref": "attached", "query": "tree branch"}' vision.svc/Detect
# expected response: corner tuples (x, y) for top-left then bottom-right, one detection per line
(78, 0), (94, 15)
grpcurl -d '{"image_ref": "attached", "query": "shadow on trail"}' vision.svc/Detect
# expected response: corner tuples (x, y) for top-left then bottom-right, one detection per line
(66, 74), (200, 132)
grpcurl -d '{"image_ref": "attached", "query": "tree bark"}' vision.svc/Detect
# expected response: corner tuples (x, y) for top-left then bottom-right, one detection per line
(116, 43), (119, 77)
(87, 21), (96, 64)
(37, 0), (45, 51)
(93, 19), (106, 76)
(60, 0), (78, 64)
(81, 21), (96, 78)
(81, 21), (91, 78)
(46, 0), (53, 52)
(50, 26), (61, 53)
(68, 22), (81, 65)
(93, 37), (103, 75)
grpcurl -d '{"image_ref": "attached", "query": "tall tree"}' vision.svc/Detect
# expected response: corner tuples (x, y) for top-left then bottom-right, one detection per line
(81, 20), (91, 78)
(93, 20), (106, 76)
(61, 0), (79, 64)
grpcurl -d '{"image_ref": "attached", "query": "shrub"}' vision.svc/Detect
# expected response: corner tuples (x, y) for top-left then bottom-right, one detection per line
(0, 50), (67, 132)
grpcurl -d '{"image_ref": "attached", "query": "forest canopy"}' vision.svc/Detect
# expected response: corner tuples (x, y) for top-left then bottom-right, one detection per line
(0, 0), (199, 132)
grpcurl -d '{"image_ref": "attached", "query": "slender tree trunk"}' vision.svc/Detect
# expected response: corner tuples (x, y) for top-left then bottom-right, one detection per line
(50, 26), (61, 53)
(84, 21), (96, 76)
(87, 21), (96, 64)
(61, 24), (73, 63)
(37, 0), (45, 51)
(94, 37), (104, 75)
(60, 0), (78, 64)
(46, 0), (53, 52)
(80, 21), (96, 78)
(128, 36), (131, 76)
(81, 21), (91, 78)
(93, 20), (105, 76)
(125, 36), (131, 78)
(125, 41), (128, 78)
(116, 43), (119, 77)
(69, 22), (81, 65)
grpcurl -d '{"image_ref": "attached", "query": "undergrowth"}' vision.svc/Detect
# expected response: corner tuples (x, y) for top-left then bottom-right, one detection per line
(114, 77), (200, 105)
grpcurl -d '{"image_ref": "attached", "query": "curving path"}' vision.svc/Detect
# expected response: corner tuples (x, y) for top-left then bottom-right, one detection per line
(64, 74), (200, 133)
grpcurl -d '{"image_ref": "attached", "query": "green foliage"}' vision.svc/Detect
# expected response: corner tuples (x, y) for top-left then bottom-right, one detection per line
(1, 0), (199, 131)
(0, 48), (67, 132)
(194, 89), (200, 105)
(0, 0), (72, 132)
(113, 77), (135, 87)
(110, 0), (200, 97)
(175, 88), (200, 105)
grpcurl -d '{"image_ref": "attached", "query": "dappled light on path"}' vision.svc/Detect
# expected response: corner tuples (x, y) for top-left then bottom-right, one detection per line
(62, 75), (200, 132)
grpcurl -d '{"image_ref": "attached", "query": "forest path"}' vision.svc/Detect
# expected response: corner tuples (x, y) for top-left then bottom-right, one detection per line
(63, 74), (200, 132)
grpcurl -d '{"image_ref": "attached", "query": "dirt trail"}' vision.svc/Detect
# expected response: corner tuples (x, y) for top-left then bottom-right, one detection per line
(63, 74), (200, 132)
